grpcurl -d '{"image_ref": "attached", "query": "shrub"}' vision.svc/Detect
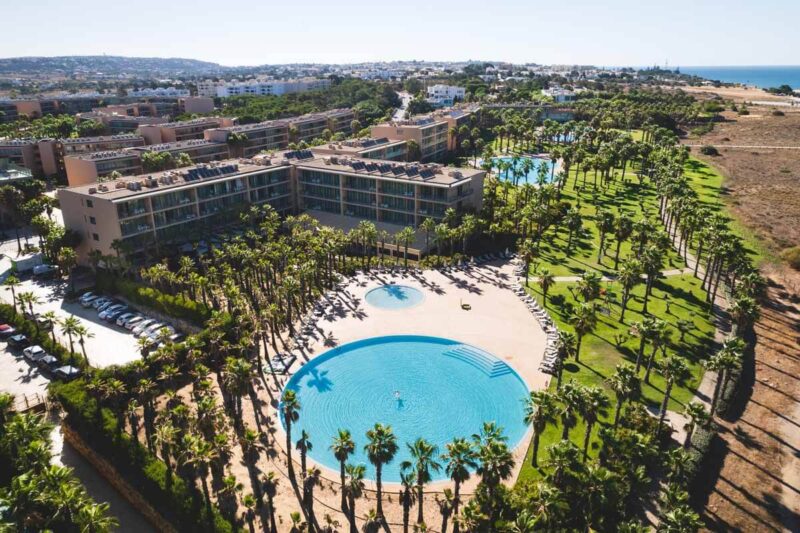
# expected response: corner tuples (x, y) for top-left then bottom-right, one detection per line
(772, 109), (785, 117)
(51, 380), (237, 533)
(95, 271), (210, 325)
(699, 145), (719, 156)
(780, 246), (800, 270)
(0, 303), (81, 367)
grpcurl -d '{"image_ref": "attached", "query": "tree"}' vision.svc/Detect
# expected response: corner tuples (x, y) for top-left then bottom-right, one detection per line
(331, 429), (355, 509)
(473, 431), (514, 526)
(554, 331), (576, 390)
(441, 437), (477, 533)
(682, 402), (710, 448)
(523, 390), (558, 467)
(364, 423), (398, 520)
(401, 438), (441, 525)
(77, 502), (119, 533)
(613, 214), (634, 269)
(576, 271), (602, 302)
(557, 381), (584, 441)
(282, 389), (301, 478)
(344, 463), (365, 533)
(596, 210), (616, 263)
(59, 315), (81, 355)
(606, 363), (640, 426)
(537, 268), (555, 306)
(74, 324), (94, 366)
(578, 386), (610, 461)
(399, 226), (416, 270)
(4, 275), (20, 314)
(657, 356), (691, 431)
(617, 259), (642, 323)
(569, 302), (597, 361)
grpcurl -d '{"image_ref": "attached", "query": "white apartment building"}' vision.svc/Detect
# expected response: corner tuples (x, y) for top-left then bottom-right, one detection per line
(542, 87), (577, 103)
(128, 87), (191, 98)
(198, 78), (332, 98)
(426, 84), (466, 107)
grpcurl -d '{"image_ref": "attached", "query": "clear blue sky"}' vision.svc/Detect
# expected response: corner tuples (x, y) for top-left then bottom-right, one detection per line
(7, 0), (799, 67)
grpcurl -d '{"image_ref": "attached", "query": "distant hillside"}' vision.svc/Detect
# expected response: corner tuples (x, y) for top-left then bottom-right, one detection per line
(0, 55), (224, 76)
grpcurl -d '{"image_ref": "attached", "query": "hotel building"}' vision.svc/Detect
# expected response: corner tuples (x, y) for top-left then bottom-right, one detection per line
(370, 107), (478, 159)
(426, 84), (466, 107)
(59, 153), (483, 264)
(0, 139), (58, 177)
(63, 150), (144, 186)
(137, 117), (236, 145)
(129, 140), (230, 165)
(203, 78), (332, 98)
(311, 138), (408, 161)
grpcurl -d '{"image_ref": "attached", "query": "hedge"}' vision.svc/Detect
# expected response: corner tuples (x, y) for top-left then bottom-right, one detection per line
(0, 302), (83, 368)
(95, 271), (211, 325)
(51, 380), (237, 533)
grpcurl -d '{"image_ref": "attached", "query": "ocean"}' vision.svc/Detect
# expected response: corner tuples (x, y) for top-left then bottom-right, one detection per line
(678, 66), (800, 90)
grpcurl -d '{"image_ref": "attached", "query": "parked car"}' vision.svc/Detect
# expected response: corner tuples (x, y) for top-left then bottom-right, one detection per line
(8, 334), (29, 348)
(54, 365), (81, 381)
(99, 304), (126, 320)
(36, 315), (53, 330)
(0, 324), (17, 338)
(32, 264), (58, 278)
(124, 316), (148, 330)
(115, 313), (138, 327)
(131, 319), (157, 336)
(92, 297), (112, 310)
(136, 322), (165, 338)
(146, 325), (175, 340)
(80, 294), (100, 307)
(158, 333), (185, 349)
(104, 307), (129, 322)
(96, 299), (117, 312)
(37, 354), (60, 371)
(23, 345), (46, 362)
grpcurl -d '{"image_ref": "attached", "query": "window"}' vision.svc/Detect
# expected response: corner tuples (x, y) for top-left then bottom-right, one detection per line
(92, 233), (99, 241)
(86, 200), (94, 208)
(89, 216), (96, 225)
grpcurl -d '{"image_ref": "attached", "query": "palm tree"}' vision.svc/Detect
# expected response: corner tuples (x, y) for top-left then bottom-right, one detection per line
(441, 437), (476, 533)
(576, 271), (602, 302)
(606, 363), (640, 426)
(682, 402), (710, 448)
(17, 290), (40, 318)
(242, 493), (257, 533)
(436, 488), (455, 533)
(401, 438), (441, 525)
(364, 423), (398, 520)
(41, 310), (58, 345)
(331, 429), (355, 509)
(554, 331), (576, 390)
(474, 433), (514, 527)
(537, 268), (555, 306)
(569, 302), (597, 361)
(523, 390), (558, 467)
(612, 214), (633, 269)
(399, 226), (416, 270)
(74, 324), (94, 366)
(344, 463), (365, 533)
(59, 315), (81, 356)
(657, 356), (691, 431)
(578, 386), (610, 461)
(77, 502), (119, 533)
(281, 389), (301, 478)
(617, 258), (642, 323)
(556, 381), (583, 441)
(4, 274), (20, 314)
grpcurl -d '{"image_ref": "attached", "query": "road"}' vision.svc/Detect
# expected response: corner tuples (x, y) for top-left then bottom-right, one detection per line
(393, 91), (411, 121)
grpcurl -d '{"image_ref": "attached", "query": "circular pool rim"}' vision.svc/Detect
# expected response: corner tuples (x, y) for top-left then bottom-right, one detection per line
(281, 334), (530, 481)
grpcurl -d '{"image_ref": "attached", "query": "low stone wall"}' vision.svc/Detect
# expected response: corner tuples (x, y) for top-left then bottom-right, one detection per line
(62, 424), (177, 533)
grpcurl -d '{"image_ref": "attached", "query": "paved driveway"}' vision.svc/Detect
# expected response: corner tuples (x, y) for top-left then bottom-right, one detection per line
(1, 277), (142, 368)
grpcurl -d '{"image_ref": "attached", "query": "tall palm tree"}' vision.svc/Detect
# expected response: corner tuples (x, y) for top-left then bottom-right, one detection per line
(4, 274), (20, 314)
(569, 302), (597, 361)
(554, 331), (576, 390)
(441, 437), (476, 533)
(364, 423), (398, 520)
(556, 381), (583, 441)
(617, 258), (642, 323)
(578, 386), (610, 461)
(401, 438), (441, 525)
(281, 389), (301, 478)
(523, 390), (558, 467)
(74, 324), (94, 366)
(537, 268), (555, 306)
(606, 363), (640, 426)
(399, 470), (416, 533)
(473, 433), (514, 527)
(59, 315), (81, 356)
(344, 463), (365, 533)
(295, 430), (313, 479)
(682, 402), (710, 448)
(331, 429), (355, 509)
(657, 356), (691, 431)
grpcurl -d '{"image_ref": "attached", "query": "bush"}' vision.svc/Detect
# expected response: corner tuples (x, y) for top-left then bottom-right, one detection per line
(685, 420), (717, 486)
(780, 246), (800, 270)
(700, 145), (719, 156)
(772, 109), (785, 117)
(95, 271), (210, 325)
(51, 380), (237, 533)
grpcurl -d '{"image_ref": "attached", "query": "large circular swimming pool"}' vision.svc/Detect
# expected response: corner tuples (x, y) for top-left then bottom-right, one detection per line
(365, 285), (424, 310)
(282, 335), (529, 482)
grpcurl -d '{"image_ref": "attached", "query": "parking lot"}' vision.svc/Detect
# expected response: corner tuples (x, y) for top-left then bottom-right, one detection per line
(1, 277), (143, 368)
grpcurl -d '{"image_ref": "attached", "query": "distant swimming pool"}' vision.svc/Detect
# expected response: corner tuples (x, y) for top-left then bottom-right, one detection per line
(365, 285), (424, 310)
(282, 335), (529, 482)
(492, 156), (557, 185)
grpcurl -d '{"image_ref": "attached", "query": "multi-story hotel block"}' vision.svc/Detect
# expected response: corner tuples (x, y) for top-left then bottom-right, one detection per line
(59, 153), (483, 264)
(137, 117), (237, 145)
(201, 77), (331, 98)
(64, 150), (144, 186)
(0, 139), (58, 177)
(426, 84), (466, 107)
(370, 106), (478, 160)
(77, 112), (165, 134)
(311, 138), (408, 161)
(130, 140), (230, 165)
(288, 109), (355, 143)
(0, 101), (19, 123)
(204, 120), (290, 158)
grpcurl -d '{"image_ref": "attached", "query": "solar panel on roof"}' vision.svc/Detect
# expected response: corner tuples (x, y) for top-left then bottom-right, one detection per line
(420, 169), (434, 179)
(406, 167), (418, 176)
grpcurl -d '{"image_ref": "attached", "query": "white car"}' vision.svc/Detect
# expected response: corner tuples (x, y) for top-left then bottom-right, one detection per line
(23, 345), (46, 362)
(131, 319), (157, 336)
(80, 294), (100, 307)
(115, 313), (138, 327)
(146, 325), (175, 340)
(92, 297), (112, 309)
(33, 264), (58, 277)
(137, 322), (165, 338)
(124, 316), (147, 330)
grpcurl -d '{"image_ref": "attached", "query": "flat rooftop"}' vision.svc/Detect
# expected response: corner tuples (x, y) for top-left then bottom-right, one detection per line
(71, 150), (141, 162)
(129, 139), (226, 153)
(151, 117), (225, 129)
(61, 134), (143, 145)
(313, 137), (406, 154)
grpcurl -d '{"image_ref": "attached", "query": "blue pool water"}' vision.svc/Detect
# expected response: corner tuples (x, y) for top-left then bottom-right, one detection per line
(283, 335), (529, 482)
(492, 156), (557, 185)
(365, 285), (424, 310)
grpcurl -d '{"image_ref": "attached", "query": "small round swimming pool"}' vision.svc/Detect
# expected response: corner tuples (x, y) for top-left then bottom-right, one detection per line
(282, 335), (529, 482)
(492, 156), (557, 185)
(365, 285), (424, 310)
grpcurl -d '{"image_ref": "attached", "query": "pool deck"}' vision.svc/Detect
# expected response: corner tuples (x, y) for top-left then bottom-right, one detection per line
(275, 258), (550, 492)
